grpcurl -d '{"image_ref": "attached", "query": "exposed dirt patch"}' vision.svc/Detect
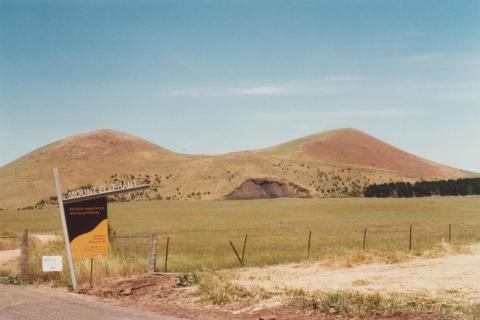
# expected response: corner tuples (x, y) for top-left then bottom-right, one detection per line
(225, 178), (311, 200)
(0, 234), (58, 273)
(81, 274), (254, 319)
(0, 249), (20, 272)
(84, 274), (178, 300)
(81, 274), (435, 320)
(234, 243), (480, 304)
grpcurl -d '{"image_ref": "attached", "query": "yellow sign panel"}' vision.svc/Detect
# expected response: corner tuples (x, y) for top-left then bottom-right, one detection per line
(70, 219), (109, 260)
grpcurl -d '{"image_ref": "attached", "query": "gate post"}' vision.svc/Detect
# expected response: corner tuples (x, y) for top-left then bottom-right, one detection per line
(20, 229), (29, 282)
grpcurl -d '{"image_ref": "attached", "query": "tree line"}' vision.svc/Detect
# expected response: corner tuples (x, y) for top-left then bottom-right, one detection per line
(364, 178), (480, 198)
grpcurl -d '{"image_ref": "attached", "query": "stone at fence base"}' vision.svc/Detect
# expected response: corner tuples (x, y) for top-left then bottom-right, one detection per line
(121, 288), (132, 296)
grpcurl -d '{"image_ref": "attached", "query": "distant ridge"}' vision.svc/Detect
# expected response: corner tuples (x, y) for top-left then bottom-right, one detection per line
(0, 128), (475, 209)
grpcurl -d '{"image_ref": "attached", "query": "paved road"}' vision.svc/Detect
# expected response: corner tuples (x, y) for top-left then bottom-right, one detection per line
(0, 285), (182, 320)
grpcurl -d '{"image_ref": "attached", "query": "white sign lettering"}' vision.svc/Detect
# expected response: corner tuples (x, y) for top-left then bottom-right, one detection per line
(66, 181), (139, 200)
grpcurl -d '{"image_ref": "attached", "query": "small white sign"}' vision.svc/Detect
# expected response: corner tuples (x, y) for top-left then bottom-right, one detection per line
(42, 256), (63, 272)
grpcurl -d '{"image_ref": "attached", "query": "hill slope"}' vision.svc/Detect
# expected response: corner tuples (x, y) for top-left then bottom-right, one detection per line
(0, 130), (191, 208)
(0, 128), (474, 209)
(259, 128), (457, 177)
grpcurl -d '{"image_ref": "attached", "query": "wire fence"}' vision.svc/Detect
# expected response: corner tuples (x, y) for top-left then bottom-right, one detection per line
(107, 223), (480, 273)
(0, 224), (479, 281)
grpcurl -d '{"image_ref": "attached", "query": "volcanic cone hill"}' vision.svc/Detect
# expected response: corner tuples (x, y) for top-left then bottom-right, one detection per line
(0, 128), (475, 209)
(258, 128), (459, 177)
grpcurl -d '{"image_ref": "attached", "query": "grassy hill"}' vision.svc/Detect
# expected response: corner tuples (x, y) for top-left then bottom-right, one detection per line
(0, 128), (475, 209)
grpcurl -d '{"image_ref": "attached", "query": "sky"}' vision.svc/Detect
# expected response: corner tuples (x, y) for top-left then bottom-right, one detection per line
(1, 0), (479, 171)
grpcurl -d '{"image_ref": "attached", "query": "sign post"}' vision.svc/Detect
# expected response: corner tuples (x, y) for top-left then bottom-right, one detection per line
(53, 167), (149, 290)
(53, 167), (78, 290)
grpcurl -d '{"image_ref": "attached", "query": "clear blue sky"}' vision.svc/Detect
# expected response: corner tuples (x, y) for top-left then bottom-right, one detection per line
(1, 0), (479, 171)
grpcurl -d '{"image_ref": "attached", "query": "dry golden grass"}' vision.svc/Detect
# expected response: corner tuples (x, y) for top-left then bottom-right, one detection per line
(0, 237), (19, 251)
(24, 239), (150, 287)
(286, 289), (480, 319)
(191, 271), (480, 318)
(0, 196), (479, 285)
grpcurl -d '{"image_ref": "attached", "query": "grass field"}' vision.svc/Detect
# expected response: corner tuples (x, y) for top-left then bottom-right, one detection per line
(0, 196), (480, 271)
(1, 196), (479, 282)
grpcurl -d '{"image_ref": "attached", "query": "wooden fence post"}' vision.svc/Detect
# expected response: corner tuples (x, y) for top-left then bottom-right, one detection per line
(90, 258), (94, 288)
(307, 230), (312, 259)
(20, 229), (29, 281)
(229, 241), (244, 266)
(409, 225), (413, 251)
(148, 233), (157, 273)
(448, 224), (452, 244)
(363, 228), (367, 253)
(241, 234), (248, 264)
(164, 236), (170, 273)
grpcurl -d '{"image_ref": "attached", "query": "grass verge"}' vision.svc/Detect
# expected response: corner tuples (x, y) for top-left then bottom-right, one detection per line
(288, 289), (480, 319)
(189, 270), (480, 319)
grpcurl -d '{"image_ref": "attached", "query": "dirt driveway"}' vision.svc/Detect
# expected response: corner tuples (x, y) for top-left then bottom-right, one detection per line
(235, 243), (480, 303)
(0, 249), (20, 271)
(0, 234), (59, 272)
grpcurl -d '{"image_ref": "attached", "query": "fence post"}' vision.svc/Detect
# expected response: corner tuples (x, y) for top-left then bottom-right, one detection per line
(90, 258), (94, 288)
(307, 230), (312, 259)
(409, 225), (413, 251)
(363, 228), (367, 253)
(164, 236), (170, 273)
(448, 224), (451, 244)
(148, 233), (157, 273)
(229, 241), (244, 266)
(20, 229), (29, 281)
(241, 234), (248, 264)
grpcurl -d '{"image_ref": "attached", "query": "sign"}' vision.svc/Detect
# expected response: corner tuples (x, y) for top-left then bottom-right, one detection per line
(63, 197), (109, 260)
(42, 256), (63, 272)
(65, 181), (149, 202)
(53, 167), (150, 290)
